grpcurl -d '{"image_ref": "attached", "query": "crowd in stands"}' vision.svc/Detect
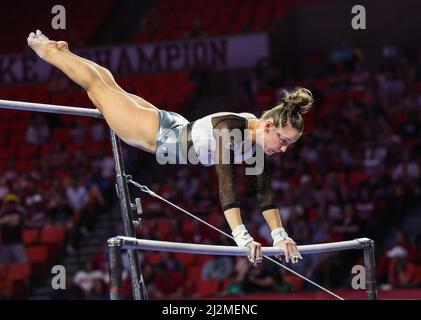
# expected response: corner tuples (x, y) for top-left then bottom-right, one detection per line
(1, 1), (421, 300)
(112, 42), (420, 299)
(0, 105), (115, 298)
(1, 40), (421, 299)
(134, 0), (307, 43)
(0, 0), (115, 54)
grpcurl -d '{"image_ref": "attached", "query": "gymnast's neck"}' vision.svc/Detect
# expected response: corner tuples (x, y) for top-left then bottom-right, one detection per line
(246, 118), (260, 143)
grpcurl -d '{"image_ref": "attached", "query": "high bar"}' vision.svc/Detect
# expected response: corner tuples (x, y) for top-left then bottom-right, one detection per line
(0, 99), (103, 119)
(109, 236), (374, 256)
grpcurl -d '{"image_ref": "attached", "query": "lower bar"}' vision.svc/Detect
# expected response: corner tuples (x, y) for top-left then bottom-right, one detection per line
(115, 237), (373, 256)
(108, 241), (123, 300)
(363, 241), (377, 300)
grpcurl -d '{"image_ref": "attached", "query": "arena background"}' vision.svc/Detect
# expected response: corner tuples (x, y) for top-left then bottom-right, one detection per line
(0, 0), (420, 300)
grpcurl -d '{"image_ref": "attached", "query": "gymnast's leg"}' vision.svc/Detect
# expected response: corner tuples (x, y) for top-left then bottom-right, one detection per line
(27, 30), (159, 152)
(56, 41), (159, 112)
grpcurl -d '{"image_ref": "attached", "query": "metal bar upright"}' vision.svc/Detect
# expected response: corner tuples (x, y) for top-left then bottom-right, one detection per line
(110, 129), (146, 300)
(108, 239), (123, 300)
(363, 240), (377, 300)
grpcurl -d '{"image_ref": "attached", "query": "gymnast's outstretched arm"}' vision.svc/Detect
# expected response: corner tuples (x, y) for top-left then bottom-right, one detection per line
(253, 151), (303, 263)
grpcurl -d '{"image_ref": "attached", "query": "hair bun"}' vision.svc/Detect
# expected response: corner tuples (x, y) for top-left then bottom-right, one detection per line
(282, 88), (314, 115)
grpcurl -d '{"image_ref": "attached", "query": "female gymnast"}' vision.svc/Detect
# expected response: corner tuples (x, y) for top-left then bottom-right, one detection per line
(27, 30), (313, 267)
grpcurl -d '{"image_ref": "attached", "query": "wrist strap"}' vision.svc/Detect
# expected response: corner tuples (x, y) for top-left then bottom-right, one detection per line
(271, 227), (292, 245)
(232, 224), (254, 247)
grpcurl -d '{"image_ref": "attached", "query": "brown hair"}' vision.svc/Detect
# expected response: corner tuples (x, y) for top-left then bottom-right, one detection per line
(261, 88), (313, 133)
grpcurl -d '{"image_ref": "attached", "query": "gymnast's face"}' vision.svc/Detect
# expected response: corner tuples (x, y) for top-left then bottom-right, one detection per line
(261, 119), (301, 156)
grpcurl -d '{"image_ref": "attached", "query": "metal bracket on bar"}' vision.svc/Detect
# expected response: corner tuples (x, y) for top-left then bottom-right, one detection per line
(356, 238), (374, 248)
(130, 198), (143, 216)
(132, 219), (142, 228)
(108, 237), (123, 247)
(130, 198), (143, 228)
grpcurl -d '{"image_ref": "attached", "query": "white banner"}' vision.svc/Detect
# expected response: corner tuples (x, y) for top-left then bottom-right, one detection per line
(0, 33), (268, 85)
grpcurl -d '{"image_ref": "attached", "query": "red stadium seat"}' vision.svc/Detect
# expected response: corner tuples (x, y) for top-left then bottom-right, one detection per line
(173, 253), (197, 267)
(26, 245), (48, 264)
(40, 143), (56, 156)
(324, 91), (344, 104)
(40, 226), (66, 245)
(195, 279), (220, 296)
(9, 134), (26, 146)
(348, 171), (369, 191)
(156, 219), (173, 239)
(181, 220), (197, 242)
(53, 128), (72, 143)
(85, 140), (104, 157)
(10, 120), (29, 133)
(284, 274), (304, 290)
(0, 148), (14, 161)
(272, 2), (288, 20)
(22, 229), (40, 246)
(413, 266), (421, 284)
(7, 263), (31, 283)
(0, 281), (12, 298)
(187, 265), (203, 282)
(0, 265), (8, 282)
(346, 90), (364, 101)
(16, 145), (38, 159)
(15, 159), (35, 172)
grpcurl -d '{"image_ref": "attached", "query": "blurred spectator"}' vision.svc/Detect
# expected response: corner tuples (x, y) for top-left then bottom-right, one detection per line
(413, 234), (421, 266)
(159, 252), (184, 273)
(86, 279), (109, 300)
(50, 274), (85, 300)
(330, 42), (353, 71)
(392, 155), (420, 181)
(386, 246), (414, 288)
(47, 192), (73, 225)
(26, 114), (51, 145)
(331, 203), (361, 240)
(0, 194), (27, 264)
(202, 256), (233, 281)
(71, 120), (87, 144)
(0, 177), (10, 199)
(240, 262), (276, 293)
(100, 154), (115, 179)
(150, 262), (184, 299)
(2, 13), (421, 299)
(383, 230), (418, 288)
(225, 257), (249, 294)
(382, 43), (398, 61)
(77, 181), (106, 235)
(186, 17), (206, 39)
(87, 165), (112, 198)
(66, 177), (89, 212)
(90, 122), (105, 142)
(25, 193), (50, 229)
(73, 261), (107, 295)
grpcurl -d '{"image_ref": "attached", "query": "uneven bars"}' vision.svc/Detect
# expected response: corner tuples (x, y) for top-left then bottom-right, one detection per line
(110, 236), (373, 256)
(0, 99), (103, 119)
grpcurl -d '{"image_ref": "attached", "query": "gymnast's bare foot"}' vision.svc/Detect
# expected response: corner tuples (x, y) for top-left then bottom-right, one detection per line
(27, 29), (60, 61)
(57, 41), (69, 51)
